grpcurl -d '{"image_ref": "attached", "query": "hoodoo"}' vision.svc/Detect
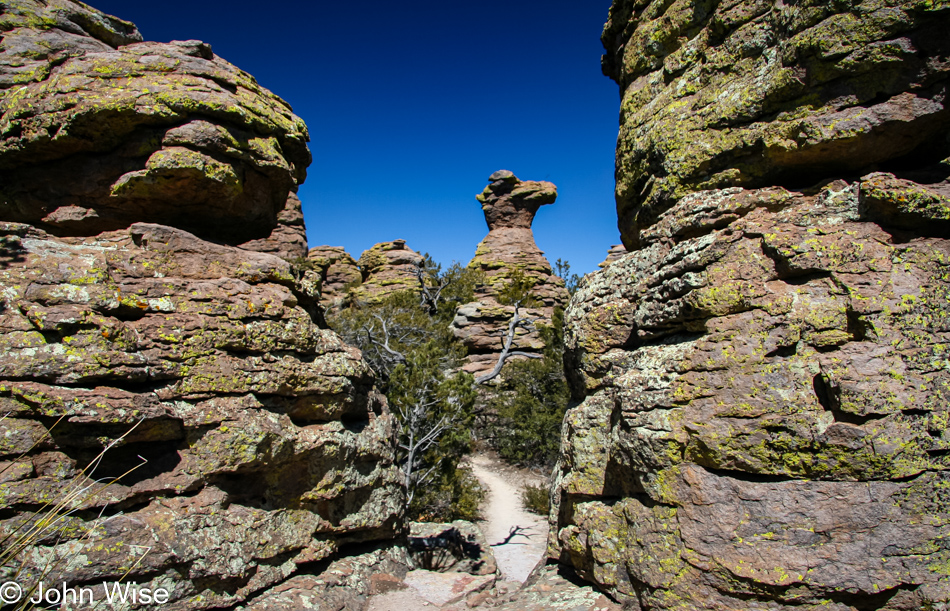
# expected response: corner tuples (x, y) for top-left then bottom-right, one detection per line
(451, 171), (569, 378)
(551, 1), (950, 609)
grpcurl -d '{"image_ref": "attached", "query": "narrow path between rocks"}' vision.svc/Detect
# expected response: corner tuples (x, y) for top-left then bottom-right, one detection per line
(467, 452), (549, 583)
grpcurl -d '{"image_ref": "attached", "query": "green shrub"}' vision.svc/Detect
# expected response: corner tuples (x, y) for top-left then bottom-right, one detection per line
(328, 263), (486, 521)
(488, 308), (569, 468)
(412, 465), (485, 523)
(496, 269), (539, 307)
(521, 482), (549, 516)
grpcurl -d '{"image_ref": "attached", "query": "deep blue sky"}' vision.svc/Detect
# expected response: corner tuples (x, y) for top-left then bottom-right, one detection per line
(90, 1), (620, 275)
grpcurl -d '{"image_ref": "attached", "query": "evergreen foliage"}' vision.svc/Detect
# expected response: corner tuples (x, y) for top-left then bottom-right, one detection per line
(554, 258), (581, 295)
(521, 482), (550, 516)
(496, 268), (539, 306)
(488, 308), (570, 468)
(328, 263), (486, 521)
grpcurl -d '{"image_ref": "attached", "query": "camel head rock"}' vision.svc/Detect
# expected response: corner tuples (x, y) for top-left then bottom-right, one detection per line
(477, 170), (558, 230)
(451, 172), (568, 378)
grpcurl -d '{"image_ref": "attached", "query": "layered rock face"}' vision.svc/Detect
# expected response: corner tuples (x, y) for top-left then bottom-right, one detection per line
(452, 171), (569, 377)
(353, 239), (424, 303)
(307, 245), (362, 308)
(553, 1), (950, 610)
(308, 240), (424, 310)
(601, 0), (950, 250)
(0, 3), (403, 608)
(0, 0), (310, 246)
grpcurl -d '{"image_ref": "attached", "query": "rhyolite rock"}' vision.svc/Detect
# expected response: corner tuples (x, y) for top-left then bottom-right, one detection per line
(353, 239), (425, 304)
(238, 192), (309, 261)
(307, 245), (363, 309)
(451, 171), (569, 377)
(551, 1), (950, 610)
(601, 0), (950, 250)
(0, 0), (310, 245)
(307, 240), (424, 311)
(598, 244), (627, 268)
(487, 563), (622, 611)
(0, 2), (403, 608)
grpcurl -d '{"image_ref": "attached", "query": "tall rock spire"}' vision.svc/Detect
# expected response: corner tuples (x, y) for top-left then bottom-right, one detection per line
(451, 171), (568, 379)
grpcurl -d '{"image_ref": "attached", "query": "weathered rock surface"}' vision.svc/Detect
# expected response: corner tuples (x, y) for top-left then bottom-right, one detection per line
(0, 0), (310, 245)
(0, 222), (403, 608)
(238, 192), (309, 261)
(353, 239), (424, 304)
(552, 1), (950, 609)
(307, 240), (424, 311)
(308, 245), (362, 308)
(598, 244), (627, 268)
(236, 545), (408, 610)
(602, 0), (950, 249)
(402, 570), (497, 607)
(0, 2), (403, 608)
(487, 563), (622, 611)
(452, 171), (569, 377)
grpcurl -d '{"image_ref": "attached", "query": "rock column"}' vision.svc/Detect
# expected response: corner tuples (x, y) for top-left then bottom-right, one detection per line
(552, 1), (950, 609)
(0, 2), (404, 608)
(451, 171), (569, 378)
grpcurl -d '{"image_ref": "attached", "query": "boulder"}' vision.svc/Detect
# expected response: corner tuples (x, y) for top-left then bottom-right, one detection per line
(488, 562), (621, 611)
(351, 239), (424, 304)
(601, 0), (950, 249)
(552, 1), (950, 609)
(0, 1), (310, 245)
(0, 2), (403, 608)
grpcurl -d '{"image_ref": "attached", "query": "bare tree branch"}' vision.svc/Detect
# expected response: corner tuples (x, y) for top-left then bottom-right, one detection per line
(416, 260), (449, 314)
(475, 301), (542, 385)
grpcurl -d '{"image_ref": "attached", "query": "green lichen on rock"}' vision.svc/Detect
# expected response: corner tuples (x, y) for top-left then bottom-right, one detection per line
(602, 0), (950, 248)
(565, 6), (950, 606)
(0, 3), (401, 606)
(0, 2), (310, 245)
(555, 136), (950, 609)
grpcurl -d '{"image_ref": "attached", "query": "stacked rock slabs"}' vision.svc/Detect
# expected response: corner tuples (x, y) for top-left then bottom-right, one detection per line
(552, 1), (950, 610)
(451, 171), (570, 378)
(0, 2), (403, 609)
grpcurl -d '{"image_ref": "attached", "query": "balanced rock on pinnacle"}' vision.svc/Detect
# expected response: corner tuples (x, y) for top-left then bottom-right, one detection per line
(451, 171), (568, 378)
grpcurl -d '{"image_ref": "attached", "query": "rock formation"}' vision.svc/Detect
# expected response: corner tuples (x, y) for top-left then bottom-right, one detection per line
(598, 244), (627, 268)
(308, 240), (424, 310)
(238, 192), (309, 261)
(0, 2), (403, 608)
(353, 239), (425, 303)
(307, 245), (362, 308)
(451, 171), (569, 377)
(551, 1), (950, 610)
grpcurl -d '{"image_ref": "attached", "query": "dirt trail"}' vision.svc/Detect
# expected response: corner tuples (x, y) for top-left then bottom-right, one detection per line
(467, 453), (549, 583)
